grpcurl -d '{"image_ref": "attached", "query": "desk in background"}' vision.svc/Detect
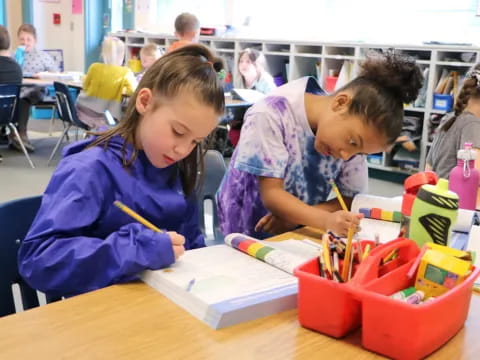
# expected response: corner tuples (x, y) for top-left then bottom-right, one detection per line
(0, 229), (478, 359)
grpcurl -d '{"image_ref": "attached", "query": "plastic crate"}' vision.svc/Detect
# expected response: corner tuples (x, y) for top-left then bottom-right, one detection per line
(294, 239), (419, 338)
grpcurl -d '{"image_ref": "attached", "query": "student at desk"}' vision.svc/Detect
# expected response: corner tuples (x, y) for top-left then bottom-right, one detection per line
(0, 26), (22, 162)
(18, 45), (226, 298)
(229, 48), (277, 147)
(426, 64), (480, 179)
(75, 36), (136, 129)
(217, 51), (424, 239)
(14, 24), (59, 152)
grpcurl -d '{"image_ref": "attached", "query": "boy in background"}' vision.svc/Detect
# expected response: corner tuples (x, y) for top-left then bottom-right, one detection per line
(136, 42), (163, 82)
(168, 13), (200, 53)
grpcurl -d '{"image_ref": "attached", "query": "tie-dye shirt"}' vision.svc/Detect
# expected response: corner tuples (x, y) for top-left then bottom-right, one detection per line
(216, 77), (368, 238)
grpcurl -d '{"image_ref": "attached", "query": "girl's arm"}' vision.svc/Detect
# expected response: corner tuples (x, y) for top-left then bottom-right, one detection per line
(258, 177), (360, 236)
(18, 158), (176, 298)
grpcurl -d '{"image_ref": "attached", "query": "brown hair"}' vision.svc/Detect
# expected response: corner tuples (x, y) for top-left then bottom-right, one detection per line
(336, 50), (423, 144)
(174, 13), (200, 35)
(441, 63), (480, 132)
(0, 25), (10, 50)
(237, 48), (268, 88)
(17, 24), (37, 38)
(88, 44), (225, 197)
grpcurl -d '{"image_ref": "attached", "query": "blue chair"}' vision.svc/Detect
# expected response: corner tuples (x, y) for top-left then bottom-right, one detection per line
(0, 84), (35, 168)
(197, 150), (227, 246)
(0, 196), (42, 316)
(48, 81), (90, 166)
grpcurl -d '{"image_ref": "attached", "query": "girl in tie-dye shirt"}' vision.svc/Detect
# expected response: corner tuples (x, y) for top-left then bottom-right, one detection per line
(217, 51), (424, 239)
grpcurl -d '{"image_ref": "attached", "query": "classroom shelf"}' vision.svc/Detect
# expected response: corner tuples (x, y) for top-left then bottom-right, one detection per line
(112, 31), (480, 175)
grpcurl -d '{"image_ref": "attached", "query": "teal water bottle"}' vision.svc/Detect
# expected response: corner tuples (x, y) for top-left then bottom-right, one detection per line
(14, 45), (26, 67)
(409, 179), (459, 247)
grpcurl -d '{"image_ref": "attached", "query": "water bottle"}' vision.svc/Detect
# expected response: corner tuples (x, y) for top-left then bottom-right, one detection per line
(409, 178), (458, 247)
(14, 45), (26, 67)
(449, 142), (479, 210)
(400, 171), (438, 238)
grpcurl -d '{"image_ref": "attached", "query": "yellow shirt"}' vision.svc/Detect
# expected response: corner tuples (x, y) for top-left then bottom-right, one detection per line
(76, 63), (136, 119)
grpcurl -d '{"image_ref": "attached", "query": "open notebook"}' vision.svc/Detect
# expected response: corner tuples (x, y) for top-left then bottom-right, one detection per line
(140, 233), (320, 329)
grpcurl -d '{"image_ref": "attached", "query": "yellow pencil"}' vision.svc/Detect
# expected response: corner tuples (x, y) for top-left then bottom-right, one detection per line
(342, 227), (354, 281)
(113, 200), (163, 233)
(329, 179), (348, 212)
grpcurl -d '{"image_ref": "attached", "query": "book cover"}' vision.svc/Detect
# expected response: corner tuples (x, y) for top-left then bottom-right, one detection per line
(140, 234), (319, 329)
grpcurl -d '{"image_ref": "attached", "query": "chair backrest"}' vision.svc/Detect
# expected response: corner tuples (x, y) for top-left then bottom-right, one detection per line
(197, 150), (227, 246)
(0, 196), (42, 316)
(53, 81), (89, 130)
(0, 84), (20, 127)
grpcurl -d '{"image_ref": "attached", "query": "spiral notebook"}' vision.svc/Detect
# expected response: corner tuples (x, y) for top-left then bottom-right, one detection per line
(140, 233), (319, 329)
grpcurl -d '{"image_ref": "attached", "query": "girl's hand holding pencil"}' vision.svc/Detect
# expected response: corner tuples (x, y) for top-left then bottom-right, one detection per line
(325, 210), (363, 237)
(114, 200), (185, 259)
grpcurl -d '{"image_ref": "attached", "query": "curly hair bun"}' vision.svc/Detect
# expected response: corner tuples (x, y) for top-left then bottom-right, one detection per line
(360, 50), (424, 104)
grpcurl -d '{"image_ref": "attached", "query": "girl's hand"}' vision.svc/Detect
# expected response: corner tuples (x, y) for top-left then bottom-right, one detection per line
(167, 231), (185, 259)
(255, 213), (297, 234)
(325, 211), (363, 237)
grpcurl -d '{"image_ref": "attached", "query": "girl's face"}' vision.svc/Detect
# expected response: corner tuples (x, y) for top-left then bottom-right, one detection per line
(238, 53), (258, 79)
(18, 31), (36, 52)
(135, 88), (219, 168)
(310, 92), (388, 160)
(140, 54), (157, 70)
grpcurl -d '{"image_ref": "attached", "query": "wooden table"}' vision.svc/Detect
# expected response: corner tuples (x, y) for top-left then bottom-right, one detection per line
(0, 230), (478, 359)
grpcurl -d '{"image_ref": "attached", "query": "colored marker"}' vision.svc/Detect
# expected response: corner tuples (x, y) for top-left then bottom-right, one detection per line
(389, 286), (416, 301)
(405, 290), (425, 304)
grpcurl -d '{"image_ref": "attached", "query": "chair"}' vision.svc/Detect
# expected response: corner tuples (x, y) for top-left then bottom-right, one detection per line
(0, 196), (42, 316)
(47, 81), (90, 166)
(41, 49), (65, 135)
(197, 150), (227, 246)
(0, 84), (35, 168)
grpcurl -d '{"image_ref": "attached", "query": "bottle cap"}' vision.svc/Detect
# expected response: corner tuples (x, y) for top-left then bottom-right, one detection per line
(457, 142), (477, 160)
(421, 178), (458, 200)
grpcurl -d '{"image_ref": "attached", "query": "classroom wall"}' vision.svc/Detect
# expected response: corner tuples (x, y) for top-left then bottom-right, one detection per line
(134, 0), (480, 46)
(5, 0), (22, 50)
(33, 0), (84, 72)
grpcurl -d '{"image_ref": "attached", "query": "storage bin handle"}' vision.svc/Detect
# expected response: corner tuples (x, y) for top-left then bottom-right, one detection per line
(350, 238), (420, 286)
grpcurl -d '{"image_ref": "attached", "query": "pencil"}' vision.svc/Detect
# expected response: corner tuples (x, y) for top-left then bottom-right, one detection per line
(329, 179), (348, 212)
(113, 200), (163, 233)
(342, 227), (354, 281)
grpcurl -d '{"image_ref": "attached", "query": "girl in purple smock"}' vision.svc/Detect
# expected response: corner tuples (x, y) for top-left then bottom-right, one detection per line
(217, 51), (424, 239)
(18, 45), (226, 298)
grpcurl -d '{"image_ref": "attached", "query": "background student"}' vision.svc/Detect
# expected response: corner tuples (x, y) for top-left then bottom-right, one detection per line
(426, 64), (480, 178)
(18, 44), (226, 298)
(229, 48), (277, 146)
(136, 42), (163, 82)
(217, 51), (423, 239)
(0, 25), (23, 163)
(168, 12), (200, 53)
(14, 24), (59, 152)
(75, 36), (136, 129)
(235, 48), (277, 94)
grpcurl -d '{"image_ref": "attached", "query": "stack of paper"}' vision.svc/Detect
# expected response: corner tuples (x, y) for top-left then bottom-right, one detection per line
(140, 235), (319, 329)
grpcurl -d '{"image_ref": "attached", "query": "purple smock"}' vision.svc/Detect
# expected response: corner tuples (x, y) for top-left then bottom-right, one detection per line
(18, 135), (204, 297)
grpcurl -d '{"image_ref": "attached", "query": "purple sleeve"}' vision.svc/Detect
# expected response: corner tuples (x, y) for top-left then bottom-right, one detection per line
(17, 160), (175, 298)
(178, 196), (206, 250)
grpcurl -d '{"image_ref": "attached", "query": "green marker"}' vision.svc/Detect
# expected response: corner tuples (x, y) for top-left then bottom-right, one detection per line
(389, 286), (416, 301)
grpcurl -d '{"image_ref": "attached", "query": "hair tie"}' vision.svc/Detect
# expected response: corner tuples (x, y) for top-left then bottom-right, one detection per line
(217, 69), (226, 80)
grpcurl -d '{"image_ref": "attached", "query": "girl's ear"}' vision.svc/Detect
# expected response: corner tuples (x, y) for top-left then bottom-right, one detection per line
(135, 88), (153, 115)
(331, 92), (352, 113)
